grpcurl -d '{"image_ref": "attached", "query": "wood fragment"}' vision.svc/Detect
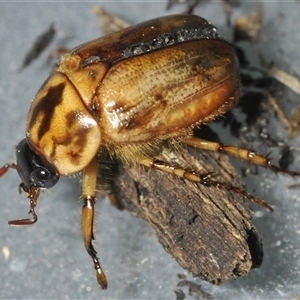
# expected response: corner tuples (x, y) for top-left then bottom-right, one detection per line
(110, 145), (263, 285)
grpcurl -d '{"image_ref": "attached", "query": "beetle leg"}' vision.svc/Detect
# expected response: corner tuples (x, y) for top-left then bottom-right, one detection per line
(186, 136), (300, 176)
(0, 163), (17, 177)
(139, 157), (273, 211)
(108, 191), (125, 210)
(1, 163), (40, 226)
(81, 155), (107, 289)
(9, 186), (40, 226)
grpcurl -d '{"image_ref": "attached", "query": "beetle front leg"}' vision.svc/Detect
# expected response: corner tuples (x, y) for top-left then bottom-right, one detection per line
(186, 136), (300, 176)
(81, 155), (107, 289)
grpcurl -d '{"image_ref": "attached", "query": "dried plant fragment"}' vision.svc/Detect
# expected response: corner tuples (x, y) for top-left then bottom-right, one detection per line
(166, 0), (202, 14)
(263, 63), (300, 138)
(93, 6), (129, 35)
(289, 105), (300, 138)
(267, 64), (300, 95)
(234, 3), (263, 42)
(220, 0), (241, 26)
(20, 23), (56, 70)
(267, 93), (292, 133)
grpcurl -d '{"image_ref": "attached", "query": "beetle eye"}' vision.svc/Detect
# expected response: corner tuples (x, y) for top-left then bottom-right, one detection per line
(29, 167), (59, 189)
(16, 138), (60, 191)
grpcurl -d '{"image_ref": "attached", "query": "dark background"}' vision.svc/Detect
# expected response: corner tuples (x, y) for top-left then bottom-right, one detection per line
(0, 1), (300, 299)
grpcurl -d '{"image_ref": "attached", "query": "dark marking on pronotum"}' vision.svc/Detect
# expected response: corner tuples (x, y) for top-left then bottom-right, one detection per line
(29, 83), (65, 140)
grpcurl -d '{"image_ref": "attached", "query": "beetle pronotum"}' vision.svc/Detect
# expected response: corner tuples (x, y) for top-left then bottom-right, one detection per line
(1, 14), (299, 289)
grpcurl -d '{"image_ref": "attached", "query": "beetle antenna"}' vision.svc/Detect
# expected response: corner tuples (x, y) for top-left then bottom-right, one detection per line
(0, 163), (17, 176)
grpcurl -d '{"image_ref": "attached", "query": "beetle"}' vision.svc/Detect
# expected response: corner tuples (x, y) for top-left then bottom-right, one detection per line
(1, 14), (299, 289)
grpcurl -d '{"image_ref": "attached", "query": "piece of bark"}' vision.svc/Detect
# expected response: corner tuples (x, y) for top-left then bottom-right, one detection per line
(110, 146), (263, 285)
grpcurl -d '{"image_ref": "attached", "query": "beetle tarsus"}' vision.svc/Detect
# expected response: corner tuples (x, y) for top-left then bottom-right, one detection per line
(186, 136), (300, 177)
(268, 163), (300, 177)
(8, 214), (38, 226)
(95, 259), (108, 290)
(201, 179), (273, 212)
(140, 156), (273, 212)
(8, 186), (40, 226)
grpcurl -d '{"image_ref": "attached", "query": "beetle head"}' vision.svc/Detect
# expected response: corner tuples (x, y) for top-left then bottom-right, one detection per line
(0, 138), (60, 226)
(16, 138), (59, 192)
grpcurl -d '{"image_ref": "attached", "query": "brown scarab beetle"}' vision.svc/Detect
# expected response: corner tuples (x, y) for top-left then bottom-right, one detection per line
(1, 14), (299, 289)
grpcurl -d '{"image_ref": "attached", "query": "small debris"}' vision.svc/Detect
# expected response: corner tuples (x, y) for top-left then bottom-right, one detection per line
(20, 23), (56, 70)
(177, 280), (214, 299)
(279, 146), (294, 170)
(2, 246), (10, 260)
(177, 273), (187, 280)
(174, 288), (186, 300)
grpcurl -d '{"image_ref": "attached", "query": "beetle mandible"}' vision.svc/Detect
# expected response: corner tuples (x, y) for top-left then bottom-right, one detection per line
(1, 14), (299, 289)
